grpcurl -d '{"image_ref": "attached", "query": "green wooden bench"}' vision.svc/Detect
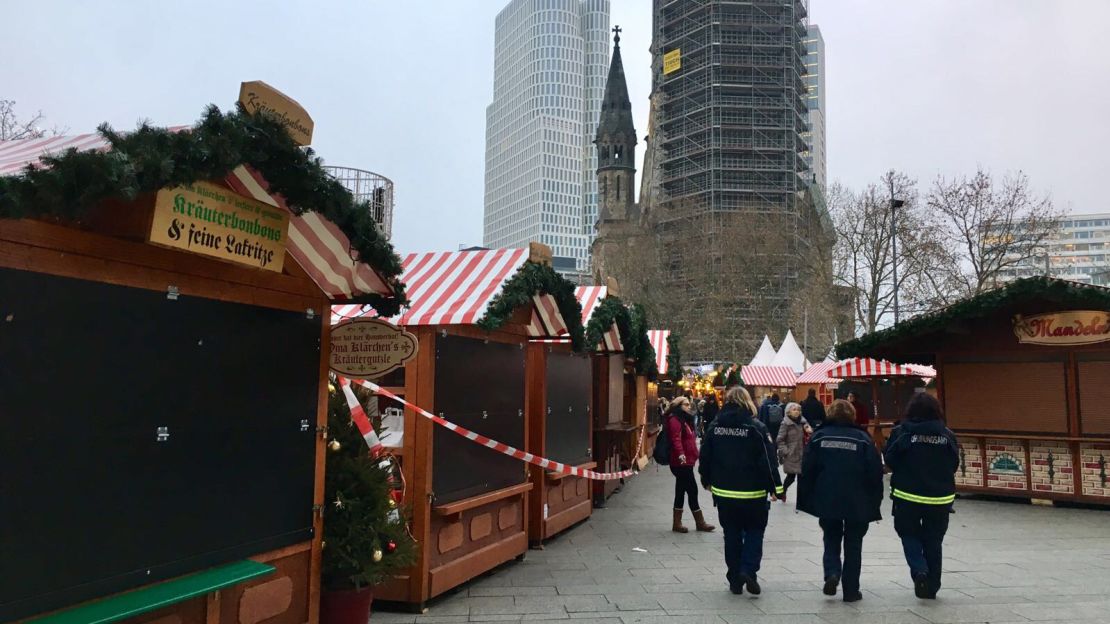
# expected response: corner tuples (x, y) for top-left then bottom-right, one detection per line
(27, 560), (275, 624)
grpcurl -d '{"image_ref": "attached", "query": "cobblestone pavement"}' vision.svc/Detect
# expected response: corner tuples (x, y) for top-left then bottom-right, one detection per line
(374, 465), (1110, 623)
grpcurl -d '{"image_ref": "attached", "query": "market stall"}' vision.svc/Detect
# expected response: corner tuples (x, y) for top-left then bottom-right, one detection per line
(0, 99), (404, 624)
(795, 360), (842, 405)
(826, 358), (935, 448)
(740, 365), (798, 401)
(332, 245), (585, 607)
(837, 277), (1110, 505)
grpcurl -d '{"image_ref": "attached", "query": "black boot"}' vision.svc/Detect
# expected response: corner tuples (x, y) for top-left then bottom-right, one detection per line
(843, 590), (863, 603)
(738, 573), (760, 595)
(913, 572), (932, 599)
(823, 574), (839, 596)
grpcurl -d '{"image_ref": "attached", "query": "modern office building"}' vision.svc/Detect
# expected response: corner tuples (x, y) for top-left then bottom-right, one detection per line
(996, 213), (1110, 286)
(801, 24), (826, 191)
(649, 0), (818, 361)
(482, 0), (610, 279)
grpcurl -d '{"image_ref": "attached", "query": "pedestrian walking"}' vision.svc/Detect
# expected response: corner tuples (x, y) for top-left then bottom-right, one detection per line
(883, 393), (959, 600)
(699, 386), (783, 595)
(701, 394), (719, 436)
(775, 402), (811, 502)
(758, 393), (785, 441)
(800, 388), (826, 429)
(796, 399), (883, 603)
(665, 397), (715, 534)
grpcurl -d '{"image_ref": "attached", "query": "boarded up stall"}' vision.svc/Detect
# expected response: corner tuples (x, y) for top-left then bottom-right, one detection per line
(795, 360), (842, 406)
(837, 277), (1110, 504)
(0, 104), (403, 624)
(333, 245), (584, 607)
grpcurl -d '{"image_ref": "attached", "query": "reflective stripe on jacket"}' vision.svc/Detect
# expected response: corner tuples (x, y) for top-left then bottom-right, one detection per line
(883, 418), (959, 503)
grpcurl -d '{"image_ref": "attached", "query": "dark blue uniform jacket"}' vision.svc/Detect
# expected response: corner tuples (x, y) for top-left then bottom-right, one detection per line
(883, 418), (959, 505)
(699, 403), (783, 500)
(797, 424), (883, 523)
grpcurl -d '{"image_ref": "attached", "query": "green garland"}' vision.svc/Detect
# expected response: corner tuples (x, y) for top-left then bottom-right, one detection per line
(837, 277), (1110, 358)
(0, 104), (405, 316)
(666, 333), (682, 381)
(582, 295), (658, 374)
(476, 262), (585, 352)
(627, 303), (659, 379)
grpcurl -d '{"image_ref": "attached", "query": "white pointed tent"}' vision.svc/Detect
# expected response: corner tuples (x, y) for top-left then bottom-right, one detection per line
(748, 335), (777, 366)
(771, 330), (807, 374)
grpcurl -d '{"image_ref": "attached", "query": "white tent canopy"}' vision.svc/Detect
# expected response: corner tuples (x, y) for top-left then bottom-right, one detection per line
(748, 335), (777, 366)
(771, 330), (807, 374)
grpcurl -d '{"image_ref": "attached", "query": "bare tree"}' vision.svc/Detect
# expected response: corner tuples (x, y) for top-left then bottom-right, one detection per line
(927, 168), (1062, 296)
(830, 171), (949, 334)
(0, 100), (65, 140)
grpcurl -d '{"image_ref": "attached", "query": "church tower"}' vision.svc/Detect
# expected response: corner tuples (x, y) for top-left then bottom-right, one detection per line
(595, 26), (638, 224)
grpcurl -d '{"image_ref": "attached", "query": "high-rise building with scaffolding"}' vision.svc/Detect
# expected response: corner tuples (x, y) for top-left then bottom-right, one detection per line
(651, 0), (816, 362)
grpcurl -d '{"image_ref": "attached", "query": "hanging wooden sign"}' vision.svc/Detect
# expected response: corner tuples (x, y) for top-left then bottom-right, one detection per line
(238, 80), (314, 146)
(330, 318), (419, 379)
(1012, 310), (1110, 346)
(149, 181), (289, 271)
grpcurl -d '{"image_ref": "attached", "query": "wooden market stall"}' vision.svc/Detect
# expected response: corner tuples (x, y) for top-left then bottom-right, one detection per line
(825, 358), (935, 449)
(837, 277), (1110, 505)
(0, 103), (404, 624)
(332, 245), (586, 607)
(740, 365), (798, 402)
(795, 361), (842, 406)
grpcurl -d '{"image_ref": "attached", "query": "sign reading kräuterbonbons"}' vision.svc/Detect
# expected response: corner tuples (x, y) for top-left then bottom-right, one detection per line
(149, 181), (289, 272)
(331, 318), (419, 379)
(1013, 310), (1110, 346)
(239, 80), (314, 146)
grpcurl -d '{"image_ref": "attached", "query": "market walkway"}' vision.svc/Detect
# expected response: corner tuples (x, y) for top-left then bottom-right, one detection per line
(375, 466), (1110, 623)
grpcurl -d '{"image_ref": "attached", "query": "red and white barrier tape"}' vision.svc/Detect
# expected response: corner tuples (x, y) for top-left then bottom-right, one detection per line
(338, 377), (384, 456)
(344, 377), (642, 481)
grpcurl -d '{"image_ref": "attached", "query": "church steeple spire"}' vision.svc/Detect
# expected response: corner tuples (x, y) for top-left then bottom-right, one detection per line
(595, 26), (637, 223)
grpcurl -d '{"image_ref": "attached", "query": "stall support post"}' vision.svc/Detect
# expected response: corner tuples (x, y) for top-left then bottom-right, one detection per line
(309, 307), (330, 624)
(525, 343), (546, 546)
(405, 327), (438, 606)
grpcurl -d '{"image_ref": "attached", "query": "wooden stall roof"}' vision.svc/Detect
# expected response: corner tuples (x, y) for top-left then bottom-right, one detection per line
(331, 248), (575, 340)
(837, 277), (1110, 360)
(0, 131), (398, 303)
(827, 358), (936, 380)
(537, 286), (622, 352)
(647, 330), (670, 376)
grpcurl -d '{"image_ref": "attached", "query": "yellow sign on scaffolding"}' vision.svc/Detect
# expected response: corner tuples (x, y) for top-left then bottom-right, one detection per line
(663, 48), (682, 75)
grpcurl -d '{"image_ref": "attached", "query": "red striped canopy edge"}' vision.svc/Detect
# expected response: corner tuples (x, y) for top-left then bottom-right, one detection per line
(647, 330), (670, 375)
(740, 365), (798, 388)
(827, 358), (936, 380)
(331, 248), (573, 339)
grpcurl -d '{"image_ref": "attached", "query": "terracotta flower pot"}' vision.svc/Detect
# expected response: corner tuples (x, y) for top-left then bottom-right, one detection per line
(320, 586), (374, 624)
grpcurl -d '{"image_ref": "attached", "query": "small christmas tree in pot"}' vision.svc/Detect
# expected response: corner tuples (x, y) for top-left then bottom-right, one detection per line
(321, 384), (415, 623)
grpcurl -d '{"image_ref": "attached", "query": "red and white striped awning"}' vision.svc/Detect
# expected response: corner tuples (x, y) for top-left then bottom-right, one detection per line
(0, 133), (394, 300)
(795, 361), (843, 385)
(576, 286), (622, 352)
(741, 365), (798, 388)
(647, 329), (670, 375)
(332, 248), (570, 338)
(828, 358), (936, 379)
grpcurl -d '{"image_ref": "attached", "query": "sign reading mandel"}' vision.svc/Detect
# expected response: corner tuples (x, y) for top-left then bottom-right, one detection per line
(149, 181), (289, 272)
(330, 318), (419, 379)
(1013, 310), (1110, 346)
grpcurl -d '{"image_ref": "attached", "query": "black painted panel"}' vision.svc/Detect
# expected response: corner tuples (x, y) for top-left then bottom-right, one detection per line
(0, 267), (318, 622)
(432, 335), (526, 504)
(544, 351), (592, 466)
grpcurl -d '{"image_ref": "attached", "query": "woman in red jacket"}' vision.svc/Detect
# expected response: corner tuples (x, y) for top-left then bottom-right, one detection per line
(667, 397), (715, 533)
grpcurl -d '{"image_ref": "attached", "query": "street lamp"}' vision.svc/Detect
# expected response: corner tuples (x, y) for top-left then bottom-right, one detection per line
(889, 177), (905, 324)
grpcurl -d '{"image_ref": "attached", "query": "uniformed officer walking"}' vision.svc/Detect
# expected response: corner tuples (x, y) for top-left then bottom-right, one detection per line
(796, 399), (884, 603)
(699, 385), (783, 595)
(883, 393), (959, 599)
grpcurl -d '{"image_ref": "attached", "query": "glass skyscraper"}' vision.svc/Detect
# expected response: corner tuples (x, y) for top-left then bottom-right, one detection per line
(482, 0), (610, 277)
(802, 24), (826, 191)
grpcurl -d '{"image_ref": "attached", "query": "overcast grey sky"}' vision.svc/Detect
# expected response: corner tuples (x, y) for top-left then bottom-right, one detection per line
(2, 1), (1108, 254)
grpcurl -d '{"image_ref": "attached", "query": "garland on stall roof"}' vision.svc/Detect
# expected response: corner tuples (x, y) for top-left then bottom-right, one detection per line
(583, 295), (657, 376)
(837, 276), (1110, 359)
(666, 333), (682, 382)
(627, 303), (658, 379)
(0, 105), (406, 316)
(476, 261), (586, 352)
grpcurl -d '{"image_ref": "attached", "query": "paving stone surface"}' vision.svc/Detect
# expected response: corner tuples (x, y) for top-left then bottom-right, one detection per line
(373, 465), (1110, 623)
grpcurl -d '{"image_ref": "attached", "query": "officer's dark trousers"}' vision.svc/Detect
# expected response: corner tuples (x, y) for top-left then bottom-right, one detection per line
(818, 518), (869, 593)
(715, 498), (768, 583)
(893, 500), (950, 590)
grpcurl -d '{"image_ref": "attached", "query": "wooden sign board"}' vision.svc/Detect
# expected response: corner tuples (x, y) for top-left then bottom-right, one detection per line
(330, 318), (419, 379)
(1013, 310), (1110, 346)
(663, 49), (681, 75)
(149, 181), (289, 272)
(239, 80), (314, 146)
